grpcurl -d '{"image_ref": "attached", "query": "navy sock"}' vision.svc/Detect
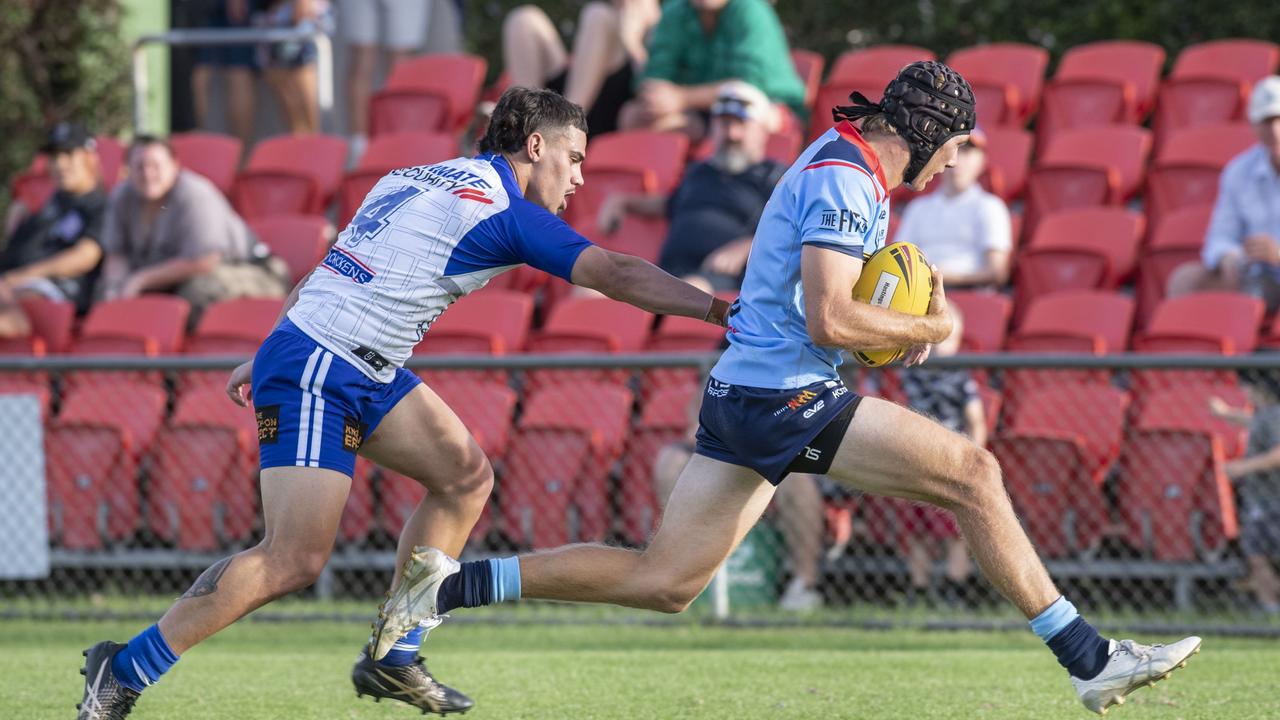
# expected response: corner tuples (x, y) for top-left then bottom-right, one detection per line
(1047, 617), (1112, 680)
(436, 557), (521, 614)
(111, 624), (179, 693)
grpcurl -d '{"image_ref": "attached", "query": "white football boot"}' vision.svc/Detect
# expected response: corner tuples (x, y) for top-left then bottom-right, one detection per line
(367, 546), (460, 662)
(1071, 636), (1201, 715)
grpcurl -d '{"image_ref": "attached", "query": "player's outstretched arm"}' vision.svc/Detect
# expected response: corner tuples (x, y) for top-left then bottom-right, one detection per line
(800, 245), (950, 351)
(571, 245), (731, 326)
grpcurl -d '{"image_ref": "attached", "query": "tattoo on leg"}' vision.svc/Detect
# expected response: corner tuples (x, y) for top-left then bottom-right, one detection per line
(181, 557), (234, 599)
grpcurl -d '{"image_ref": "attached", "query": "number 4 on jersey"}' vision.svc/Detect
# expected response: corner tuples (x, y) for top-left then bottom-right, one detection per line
(349, 185), (424, 246)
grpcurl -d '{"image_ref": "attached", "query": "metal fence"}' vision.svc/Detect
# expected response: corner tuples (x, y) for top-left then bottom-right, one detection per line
(1, 352), (1279, 636)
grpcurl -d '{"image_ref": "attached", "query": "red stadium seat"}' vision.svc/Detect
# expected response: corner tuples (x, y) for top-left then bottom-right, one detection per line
(232, 134), (348, 219)
(1116, 390), (1247, 561)
(249, 214), (332, 284)
(991, 385), (1127, 558)
(1154, 39), (1280, 148)
(0, 377), (51, 418)
(790, 49), (825, 109)
(948, 291), (1011, 352)
(148, 388), (259, 550)
(0, 297), (74, 358)
(1024, 126), (1152, 235)
(946, 43), (1049, 127)
(416, 290), (533, 356)
(96, 136), (126, 190)
(1135, 205), (1213, 328)
(501, 383), (632, 549)
(566, 131), (688, 229)
(581, 214), (667, 265)
(1134, 292), (1264, 355)
(1145, 124), (1257, 230)
(337, 457), (376, 545)
(525, 298), (654, 392)
(46, 382), (168, 549)
(369, 53), (487, 135)
(338, 131), (457, 227)
(1262, 313), (1280, 351)
(979, 127), (1033, 201)
(75, 296), (190, 355)
(1037, 41), (1165, 151)
(1013, 208), (1144, 318)
(618, 384), (698, 544)
(170, 132), (243, 195)
(181, 298), (285, 395)
(1010, 291), (1135, 355)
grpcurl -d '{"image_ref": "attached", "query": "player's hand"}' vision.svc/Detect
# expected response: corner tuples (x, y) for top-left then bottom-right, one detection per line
(1244, 234), (1280, 264)
(597, 194), (627, 235)
(925, 264), (953, 343)
(903, 343), (933, 367)
(227, 360), (254, 407)
(1207, 396), (1232, 418)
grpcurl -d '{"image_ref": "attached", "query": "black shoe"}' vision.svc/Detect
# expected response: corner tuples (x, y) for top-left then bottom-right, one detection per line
(78, 641), (140, 720)
(352, 652), (474, 715)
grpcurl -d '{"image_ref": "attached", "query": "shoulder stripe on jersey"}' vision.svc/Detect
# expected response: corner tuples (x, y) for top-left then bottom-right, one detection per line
(801, 160), (885, 202)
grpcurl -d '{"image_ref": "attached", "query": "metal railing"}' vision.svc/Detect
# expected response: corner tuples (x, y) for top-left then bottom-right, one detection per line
(131, 27), (335, 134)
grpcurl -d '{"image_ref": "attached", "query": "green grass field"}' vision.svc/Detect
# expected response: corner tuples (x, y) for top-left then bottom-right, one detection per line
(5, 619), (1278, 719)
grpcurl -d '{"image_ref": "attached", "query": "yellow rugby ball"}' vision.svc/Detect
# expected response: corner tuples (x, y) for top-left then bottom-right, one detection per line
(850, 242), (933, 367)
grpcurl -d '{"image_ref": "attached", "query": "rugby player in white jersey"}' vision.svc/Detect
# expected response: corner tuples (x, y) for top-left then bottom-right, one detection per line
(388, 62), (1203, 716)
(75, 86), (733, 719)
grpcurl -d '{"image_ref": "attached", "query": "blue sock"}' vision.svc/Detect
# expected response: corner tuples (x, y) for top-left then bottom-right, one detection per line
(378, 624), (426, 667)
(1030, 596), (1111, 679)
(436, 557), (521, 614)
(111, 624), (179, 693)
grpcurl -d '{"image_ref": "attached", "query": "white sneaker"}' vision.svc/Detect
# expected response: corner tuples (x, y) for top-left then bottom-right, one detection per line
(367, 546), (460, 662)
(778, 578), (822, 612)
(1071, 636), (1202, 715)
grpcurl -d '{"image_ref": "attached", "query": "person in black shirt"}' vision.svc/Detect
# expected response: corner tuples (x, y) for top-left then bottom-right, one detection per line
(0, 123), (106, 336)
(596, 80), (784, 291)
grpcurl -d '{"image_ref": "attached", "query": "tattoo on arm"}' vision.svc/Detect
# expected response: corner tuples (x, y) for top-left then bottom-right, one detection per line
(181, 557), (234, 599)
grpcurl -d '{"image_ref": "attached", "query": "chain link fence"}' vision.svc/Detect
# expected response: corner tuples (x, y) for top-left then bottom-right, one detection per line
(1, 352), (1278, 635)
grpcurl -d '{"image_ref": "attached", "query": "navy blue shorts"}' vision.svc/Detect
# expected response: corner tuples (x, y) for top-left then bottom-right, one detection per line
(251, 319), (421, 475)
(694, 376), (862, 485)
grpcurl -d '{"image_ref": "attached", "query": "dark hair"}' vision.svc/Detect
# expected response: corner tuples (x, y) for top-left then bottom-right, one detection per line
(478, 86), (588, 155)
(128, 134), (175, 159)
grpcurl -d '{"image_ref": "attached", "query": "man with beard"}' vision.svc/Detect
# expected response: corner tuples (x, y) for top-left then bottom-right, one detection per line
(596, 80), (784, 291)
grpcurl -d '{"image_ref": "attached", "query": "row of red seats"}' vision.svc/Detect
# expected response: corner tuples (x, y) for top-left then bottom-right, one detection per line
(801, 40), (1278, 150)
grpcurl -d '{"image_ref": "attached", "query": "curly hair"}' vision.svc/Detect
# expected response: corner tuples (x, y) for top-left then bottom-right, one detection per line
(478, 86), (589, 155)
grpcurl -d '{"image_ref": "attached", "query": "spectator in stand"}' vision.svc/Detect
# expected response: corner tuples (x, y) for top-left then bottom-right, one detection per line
(192, 0), (259, 148)
(339, 0), (439, 161)
(501, 1), (661, 137)
(257, 0), (334, 134)
(896, 308), (983, 606)
(892, 127), (1012, 288)
(99, 136), (287, 319)
(0, 123), (107, 337)
(1210, 375), (1280, 615)
(653, 391), (826, 611)
(622, 0), (804, 138)
(1167, 76), (1280, 312)
(598, 80), (784, 292)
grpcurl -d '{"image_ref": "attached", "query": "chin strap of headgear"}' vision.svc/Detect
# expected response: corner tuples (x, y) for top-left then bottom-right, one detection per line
(832, 60), (977, 186)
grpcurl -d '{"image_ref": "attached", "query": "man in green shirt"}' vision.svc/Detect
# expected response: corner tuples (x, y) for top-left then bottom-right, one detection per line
(623, 0), (806, 135)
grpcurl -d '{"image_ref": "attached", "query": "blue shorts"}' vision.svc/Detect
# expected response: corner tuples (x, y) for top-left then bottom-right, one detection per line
(695, 376), (862, 485)
(251, 319), (421, 475)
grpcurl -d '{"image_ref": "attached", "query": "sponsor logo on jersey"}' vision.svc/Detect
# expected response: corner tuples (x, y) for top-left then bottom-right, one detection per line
(801, 446), (822, 461)
(322, 246), (377, 284)
(256, 405), (280, 444)
(452, 187), (493, 204)
(707, 379), (731, 398)
(391, 163), (494, 191)
(819, 208), (868, 234)
(343, 416), (367, 452)
(803, 399), (826, 418)
(774, 388), (820, 416)
(832, 385), (849, 399)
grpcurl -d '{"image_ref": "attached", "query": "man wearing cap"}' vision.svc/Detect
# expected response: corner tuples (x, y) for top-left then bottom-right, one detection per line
(1168, 75), (1280, 310)
(379, 62), (1203, 716)
(0, 123), (107, 336)
(598, 80), (785, 291)
(894, 126), (1012, 288)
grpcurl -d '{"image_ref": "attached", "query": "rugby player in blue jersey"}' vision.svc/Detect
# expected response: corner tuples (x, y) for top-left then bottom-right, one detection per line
(392, 62), (1202, 716)
(76, 86), (733, 719)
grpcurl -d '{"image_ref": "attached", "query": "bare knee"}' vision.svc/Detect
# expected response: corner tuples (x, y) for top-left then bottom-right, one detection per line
(504, 5), (550, 38)
(578, 1), (619, 32)
(630, 555), (713, 614)
(260, 544), (331, 593)
(1166, 261), (1210, 297)
(433, 441), (495, 502)
(951, 445), (1004, 511)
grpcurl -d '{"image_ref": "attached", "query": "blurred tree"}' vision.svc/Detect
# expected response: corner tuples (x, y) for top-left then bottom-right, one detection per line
(0, 1), (131, 219)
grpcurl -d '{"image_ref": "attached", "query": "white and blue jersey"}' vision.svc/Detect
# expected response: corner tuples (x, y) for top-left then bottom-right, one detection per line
(253, 154), (592, 474)
(288, 153), (592, 383)
(711, 121), (891, 390)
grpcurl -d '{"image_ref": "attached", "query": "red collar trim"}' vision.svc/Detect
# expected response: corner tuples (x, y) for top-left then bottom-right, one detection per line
(834, 121), (890, 191)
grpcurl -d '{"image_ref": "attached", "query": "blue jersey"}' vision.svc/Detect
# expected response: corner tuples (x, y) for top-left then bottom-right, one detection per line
(712, 122), (892, 389)
(287, 153), (592, 382)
